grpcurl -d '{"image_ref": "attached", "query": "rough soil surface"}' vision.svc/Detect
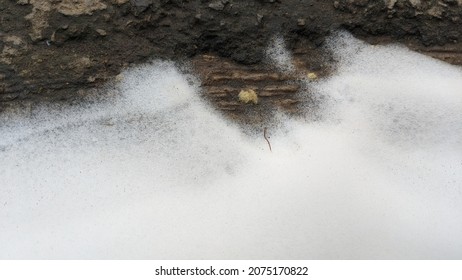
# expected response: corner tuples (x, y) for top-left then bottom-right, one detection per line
(2, 0), (462, 115)
(192, 40), (331, 126)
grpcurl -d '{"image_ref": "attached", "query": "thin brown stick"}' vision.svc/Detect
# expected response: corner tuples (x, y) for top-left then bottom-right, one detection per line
(264, 127), (272, 152)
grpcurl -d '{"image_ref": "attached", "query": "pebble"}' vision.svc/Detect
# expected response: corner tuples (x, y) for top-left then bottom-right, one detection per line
(96, 29), (107, 36)
(208, 0), (225, 11)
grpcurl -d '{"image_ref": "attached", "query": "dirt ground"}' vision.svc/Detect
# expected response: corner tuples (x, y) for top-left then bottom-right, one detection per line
(2, 0), (462, 114)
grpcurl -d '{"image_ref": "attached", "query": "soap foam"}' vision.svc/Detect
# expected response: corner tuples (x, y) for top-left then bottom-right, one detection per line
(1, 33), (461, 259)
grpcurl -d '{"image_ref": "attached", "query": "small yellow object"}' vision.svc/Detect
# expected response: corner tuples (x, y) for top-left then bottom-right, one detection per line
(238, 89), (258, 104)
(307, 72), (318, 80)
(115, 73), (124, 82)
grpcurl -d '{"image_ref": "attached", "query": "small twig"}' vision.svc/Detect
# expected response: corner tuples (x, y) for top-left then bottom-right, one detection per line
(263, 127), (272, 152)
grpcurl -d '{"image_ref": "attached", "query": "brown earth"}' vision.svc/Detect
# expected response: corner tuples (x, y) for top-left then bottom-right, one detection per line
(1, 0), (462, 116)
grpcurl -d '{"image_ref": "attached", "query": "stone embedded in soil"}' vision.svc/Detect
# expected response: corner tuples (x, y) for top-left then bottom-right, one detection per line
(208, 0), (226, 11)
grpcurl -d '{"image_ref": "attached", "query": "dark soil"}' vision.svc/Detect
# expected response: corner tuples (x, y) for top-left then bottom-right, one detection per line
(1, 0), (462, 108)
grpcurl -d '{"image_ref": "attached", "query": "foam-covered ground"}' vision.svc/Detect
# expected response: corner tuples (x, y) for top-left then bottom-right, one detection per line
(1, 33), (461, 259)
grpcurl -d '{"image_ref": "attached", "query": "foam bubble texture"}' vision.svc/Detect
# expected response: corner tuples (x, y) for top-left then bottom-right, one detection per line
(0, 33), (461, 259)
(265, 36), (295, 73)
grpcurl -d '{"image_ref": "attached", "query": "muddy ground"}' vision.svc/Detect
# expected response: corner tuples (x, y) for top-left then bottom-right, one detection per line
(1, 0), (462, 115)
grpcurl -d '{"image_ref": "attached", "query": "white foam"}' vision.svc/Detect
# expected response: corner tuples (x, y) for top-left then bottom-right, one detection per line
(1, 33), (461, 259)
(265, 35), (295, 73)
